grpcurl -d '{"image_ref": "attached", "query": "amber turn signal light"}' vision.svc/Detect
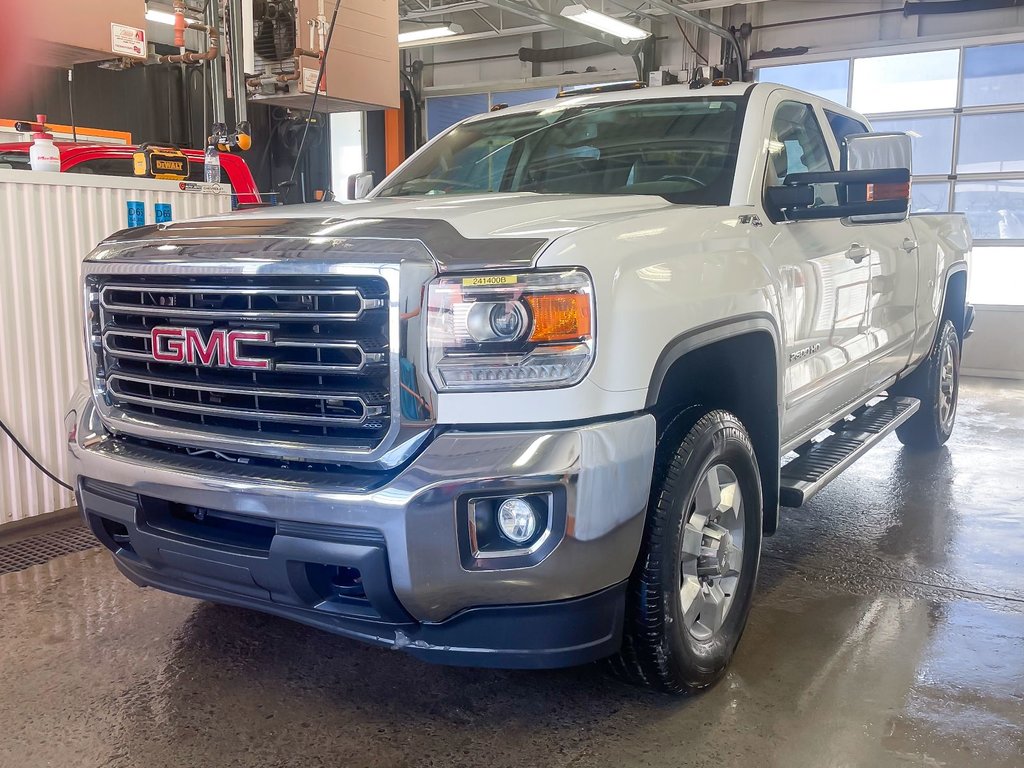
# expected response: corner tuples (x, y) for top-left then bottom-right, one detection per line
(526, 293), (592, 343)
(867, 181), (910, 202)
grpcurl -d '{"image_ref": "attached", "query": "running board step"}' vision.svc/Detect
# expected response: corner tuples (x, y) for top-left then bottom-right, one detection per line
(779, 396), (920, 508)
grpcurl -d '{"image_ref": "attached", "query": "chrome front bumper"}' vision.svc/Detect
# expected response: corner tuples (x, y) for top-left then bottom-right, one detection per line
(67, 386), (656, 666)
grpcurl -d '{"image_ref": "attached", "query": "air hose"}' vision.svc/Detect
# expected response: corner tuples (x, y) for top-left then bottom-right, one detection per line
(0, 417), (74, 492)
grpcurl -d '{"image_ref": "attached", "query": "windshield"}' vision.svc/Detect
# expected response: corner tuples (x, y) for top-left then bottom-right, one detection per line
(376, 96), (745, 204)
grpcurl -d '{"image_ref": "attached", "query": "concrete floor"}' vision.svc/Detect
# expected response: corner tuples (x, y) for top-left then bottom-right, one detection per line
(1, 378), (1022, 768)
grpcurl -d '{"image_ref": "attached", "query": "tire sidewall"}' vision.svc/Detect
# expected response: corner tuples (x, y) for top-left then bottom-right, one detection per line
(657, 419), (762, 686)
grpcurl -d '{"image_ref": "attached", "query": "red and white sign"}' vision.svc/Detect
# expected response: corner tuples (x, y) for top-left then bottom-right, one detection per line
(151, 327), (272, 370)
(111, 23), (147, 59)
(302, 67), (327, 95)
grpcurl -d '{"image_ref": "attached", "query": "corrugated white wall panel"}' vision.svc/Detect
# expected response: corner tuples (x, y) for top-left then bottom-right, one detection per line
(0, 170), (231, 525)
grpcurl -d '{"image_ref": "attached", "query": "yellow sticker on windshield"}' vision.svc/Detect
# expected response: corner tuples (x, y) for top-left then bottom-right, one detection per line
(462, 275), (519, 287)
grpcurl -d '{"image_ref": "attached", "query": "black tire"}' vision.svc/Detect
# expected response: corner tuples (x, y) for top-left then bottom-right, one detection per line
(896, 320), (960, 450)
(611, 408), (762, 694)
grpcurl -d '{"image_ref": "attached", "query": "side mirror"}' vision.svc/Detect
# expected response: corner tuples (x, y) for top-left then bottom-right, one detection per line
(346, 171), (374, 200)
(767, 132), (912, 223)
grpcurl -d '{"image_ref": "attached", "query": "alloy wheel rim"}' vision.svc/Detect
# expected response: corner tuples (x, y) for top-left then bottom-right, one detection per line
(679, 463), (745, 641)
(939, 336), (958, 431)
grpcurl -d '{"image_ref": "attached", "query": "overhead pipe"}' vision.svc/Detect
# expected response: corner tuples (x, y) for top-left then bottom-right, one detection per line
(158, 19), (220, 63)
(904, 0), (1023, 14)
(642, 0), (744, 75)
(474, 0), (645, 57)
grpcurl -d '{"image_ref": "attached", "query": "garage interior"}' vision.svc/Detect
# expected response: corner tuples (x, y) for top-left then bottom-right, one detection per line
(1, 1), (1022, 766)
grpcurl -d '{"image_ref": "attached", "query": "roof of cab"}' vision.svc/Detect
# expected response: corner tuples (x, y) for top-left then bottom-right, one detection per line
(459, 80), (866, 129)
(462, 81), (758, 123)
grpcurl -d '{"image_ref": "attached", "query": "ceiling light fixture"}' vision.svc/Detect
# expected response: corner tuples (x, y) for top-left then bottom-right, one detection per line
(560, 5), (649, 41)
(145, 9), (179, 25)
(398, 23), (464, 46)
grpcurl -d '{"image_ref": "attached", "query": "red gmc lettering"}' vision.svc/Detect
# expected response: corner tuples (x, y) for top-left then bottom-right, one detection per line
(151, 327), (186, 363)
(150, 327), (271, 370)
(183, 327), (224, 366)
(225, 330), (273, 368)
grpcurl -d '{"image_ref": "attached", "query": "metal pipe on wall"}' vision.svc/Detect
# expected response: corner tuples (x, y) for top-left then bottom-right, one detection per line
(227, 0), (249, 127)
(207, 0), (226, 125)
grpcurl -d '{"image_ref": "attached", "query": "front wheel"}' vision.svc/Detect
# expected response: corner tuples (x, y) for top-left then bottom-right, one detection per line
(611, 409), (762, 694)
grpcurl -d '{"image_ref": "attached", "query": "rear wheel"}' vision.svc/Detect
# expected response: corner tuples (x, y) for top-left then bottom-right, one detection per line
(896, 320), (960, 450)
(612, 409), (762, 693)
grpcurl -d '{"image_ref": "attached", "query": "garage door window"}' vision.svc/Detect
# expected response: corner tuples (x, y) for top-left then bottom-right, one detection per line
(851, 50), (960, 114)
(954, 180), (1024, 240)
(910, 181), (951, 214)
(963, 42), (1024, 107)
(758, 60), (851, 106)
(957, 112), (1024, 174)
(870, 115), (955, 177)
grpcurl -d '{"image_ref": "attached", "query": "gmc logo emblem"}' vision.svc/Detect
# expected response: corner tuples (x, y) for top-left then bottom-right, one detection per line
(150, 327), (272, 370)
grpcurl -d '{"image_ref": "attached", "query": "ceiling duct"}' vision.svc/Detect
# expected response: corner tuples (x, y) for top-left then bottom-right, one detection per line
(518, 41), (613, 63)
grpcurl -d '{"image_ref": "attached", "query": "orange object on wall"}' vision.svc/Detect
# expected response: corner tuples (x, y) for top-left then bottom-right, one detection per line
(384, 106), (406, 174)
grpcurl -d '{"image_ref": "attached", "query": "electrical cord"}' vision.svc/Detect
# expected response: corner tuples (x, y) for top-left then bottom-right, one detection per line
(0, 418), (74, 492)
(676, 17), (708, 65)
(281, 0), (342, 202)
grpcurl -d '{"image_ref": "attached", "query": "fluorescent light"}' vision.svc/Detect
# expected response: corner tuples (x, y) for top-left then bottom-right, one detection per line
(398, 24), (464, 45)
(560, 5), (649, 41)
(145, 9), (179, 25)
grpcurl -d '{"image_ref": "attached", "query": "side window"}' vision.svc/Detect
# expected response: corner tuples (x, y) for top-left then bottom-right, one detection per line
(825, 109), (869, 147)
(766, 101), (837, 210)
(767, 101), (833, 184)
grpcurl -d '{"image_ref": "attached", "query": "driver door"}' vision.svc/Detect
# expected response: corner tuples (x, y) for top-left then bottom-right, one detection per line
(761, 97), (874, 446)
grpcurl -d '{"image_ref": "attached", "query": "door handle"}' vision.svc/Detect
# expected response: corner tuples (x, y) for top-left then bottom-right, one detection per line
(845, 243), (870, 263)
(901, 237), (918, 253)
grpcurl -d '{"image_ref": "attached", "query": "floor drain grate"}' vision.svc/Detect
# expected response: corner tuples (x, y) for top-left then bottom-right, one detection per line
(0, 526), (100, 575)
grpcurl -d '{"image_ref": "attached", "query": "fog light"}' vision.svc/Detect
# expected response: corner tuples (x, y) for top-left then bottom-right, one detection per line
(497, 497), (538, 544)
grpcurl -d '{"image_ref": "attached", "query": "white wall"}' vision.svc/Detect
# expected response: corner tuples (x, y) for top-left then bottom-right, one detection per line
(962, 307), (1024, 380)
(329, 111), (365, 199)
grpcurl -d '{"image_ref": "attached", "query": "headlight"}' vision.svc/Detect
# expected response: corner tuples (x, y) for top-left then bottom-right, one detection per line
(427, 270), (595, 391)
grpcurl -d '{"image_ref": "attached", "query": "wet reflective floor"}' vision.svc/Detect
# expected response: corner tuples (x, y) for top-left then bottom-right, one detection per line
(2, 378), (1022, 768)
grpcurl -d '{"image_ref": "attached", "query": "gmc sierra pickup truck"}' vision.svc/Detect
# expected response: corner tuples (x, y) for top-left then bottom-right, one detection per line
(67, 82), (973, 693)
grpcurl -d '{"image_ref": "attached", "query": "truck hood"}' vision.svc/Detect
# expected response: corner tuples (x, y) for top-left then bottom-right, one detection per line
(103, 192), (678, 272)
(238, 193), (676, 240)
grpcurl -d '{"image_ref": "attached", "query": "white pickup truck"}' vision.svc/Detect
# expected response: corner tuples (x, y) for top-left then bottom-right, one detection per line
(68, 81), (972, 693)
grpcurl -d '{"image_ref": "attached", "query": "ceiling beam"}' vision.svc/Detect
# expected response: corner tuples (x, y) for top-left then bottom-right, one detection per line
(402, 0), (777, 20)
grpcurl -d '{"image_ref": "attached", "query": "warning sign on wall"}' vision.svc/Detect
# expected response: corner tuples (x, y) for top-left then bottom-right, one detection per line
(302, 68), (327, 95)
(111, 23), (147, 59)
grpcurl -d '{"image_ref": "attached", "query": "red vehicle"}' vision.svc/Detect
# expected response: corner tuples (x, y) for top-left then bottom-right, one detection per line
(0, 142), (263, 205)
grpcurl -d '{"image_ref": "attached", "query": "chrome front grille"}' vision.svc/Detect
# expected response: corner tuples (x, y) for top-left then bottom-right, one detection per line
(87, 274), (393, 454)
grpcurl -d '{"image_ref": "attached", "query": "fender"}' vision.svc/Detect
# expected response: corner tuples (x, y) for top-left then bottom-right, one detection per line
(644, 312), (784, 534)
(905, 260), (969, 377)
(645, 312), (783, 412)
